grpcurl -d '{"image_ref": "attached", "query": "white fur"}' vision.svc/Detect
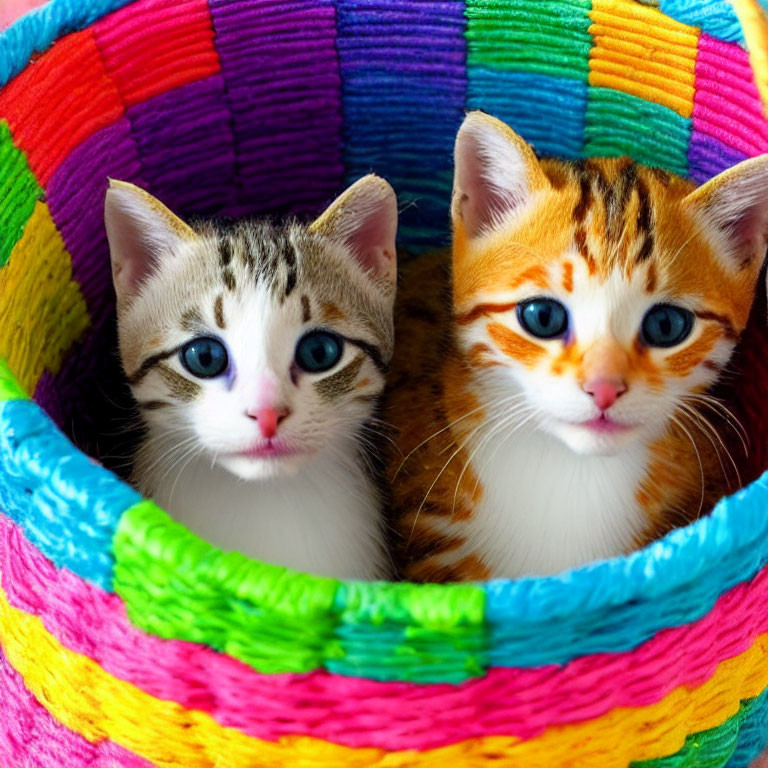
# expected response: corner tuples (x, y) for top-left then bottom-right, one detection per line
(453, 255), (730, 577)
(145, 440), (386, 579)
(462, 423), (649, 577)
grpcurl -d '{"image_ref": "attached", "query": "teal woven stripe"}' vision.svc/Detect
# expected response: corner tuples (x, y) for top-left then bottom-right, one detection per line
(633, 689), (768, 768)
(0, 0), (135, 86)
(726, 688), (768, 767)
(585, 87), (691, 175)
(465, 0), (593, 82)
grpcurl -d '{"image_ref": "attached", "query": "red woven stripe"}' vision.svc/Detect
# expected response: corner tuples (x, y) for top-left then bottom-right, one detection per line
(0, 30), (124, 185)
(93, 0), (221, 108)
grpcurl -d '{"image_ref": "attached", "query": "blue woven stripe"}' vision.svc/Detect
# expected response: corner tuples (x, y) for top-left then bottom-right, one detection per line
(0, 399), (139, 589)
(726, 689), (768, 768)
(660, 0), (745, 44)
(485, 474), (768, 664)
(335, 0), (467, 251)
(0, 0), (136, 87)
(467, 68), (588, 159)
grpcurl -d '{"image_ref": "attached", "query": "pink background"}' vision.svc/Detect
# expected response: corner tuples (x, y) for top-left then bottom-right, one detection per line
(0, 0), (46, 29)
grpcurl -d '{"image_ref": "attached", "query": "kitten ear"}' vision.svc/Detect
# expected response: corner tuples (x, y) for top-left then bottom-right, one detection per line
(104, 180), (196, 306)
(310, 174), (398, 285)
(452, 111), (548, 239)
(683, 155), (768, 271)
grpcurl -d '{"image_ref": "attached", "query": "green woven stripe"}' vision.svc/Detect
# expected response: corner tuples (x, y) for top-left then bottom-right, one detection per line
(0, 359), (29, 401)
(465, 0), (593, 81)
(585, 87), (691, 176)
(0, 120), (41, 267)
(114, 500), (488, 681)
(632, 690), (768, 767)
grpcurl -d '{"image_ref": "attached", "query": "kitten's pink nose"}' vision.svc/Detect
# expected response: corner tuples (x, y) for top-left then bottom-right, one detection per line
(247, 407), (290, 439)
(583, 378), (627, 410)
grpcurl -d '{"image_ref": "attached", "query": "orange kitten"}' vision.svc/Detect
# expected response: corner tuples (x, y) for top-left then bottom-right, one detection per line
(387, 112), (768, 583)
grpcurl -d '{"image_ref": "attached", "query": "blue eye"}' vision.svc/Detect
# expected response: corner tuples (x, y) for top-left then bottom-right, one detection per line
(295, 331), (344, 373)
(641, 304), (694, 348)
(517, 299), (569, 339)
(180, 337), (229, 378)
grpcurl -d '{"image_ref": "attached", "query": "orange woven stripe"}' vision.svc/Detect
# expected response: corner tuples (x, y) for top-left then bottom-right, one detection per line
(589, 0), (699, 117)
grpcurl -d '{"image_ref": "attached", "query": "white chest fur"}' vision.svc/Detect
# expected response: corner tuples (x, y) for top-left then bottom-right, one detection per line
(136, 445), (389, 580)
(465, 427), (650, 578)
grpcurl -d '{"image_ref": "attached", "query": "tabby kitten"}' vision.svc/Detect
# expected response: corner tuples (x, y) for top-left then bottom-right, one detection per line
(388, 111), (768, 582)
(105, 175), (397, 579)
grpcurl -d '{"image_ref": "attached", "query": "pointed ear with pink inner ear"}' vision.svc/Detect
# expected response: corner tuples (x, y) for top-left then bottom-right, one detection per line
(452, 110), (548, 240)
(310, 174), (398, 290)
(104, 179), (196, 309)
(683, 153), (768, 276)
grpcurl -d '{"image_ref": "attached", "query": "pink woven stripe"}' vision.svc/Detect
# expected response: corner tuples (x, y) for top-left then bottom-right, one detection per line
(3, 512), (768, 751)
(693, 34), (768, 156)
(0, 649), (152, 767)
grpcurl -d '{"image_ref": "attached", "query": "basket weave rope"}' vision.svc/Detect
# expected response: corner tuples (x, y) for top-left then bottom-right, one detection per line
(3, 1), (768, 766)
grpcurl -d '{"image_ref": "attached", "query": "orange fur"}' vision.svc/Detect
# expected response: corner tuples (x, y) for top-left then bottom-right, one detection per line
(386, 119), (765, 583)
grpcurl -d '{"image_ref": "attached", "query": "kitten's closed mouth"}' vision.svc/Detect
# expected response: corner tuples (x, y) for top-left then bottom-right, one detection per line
(580, 415), (633, 434)
(235, 442), (303, 460)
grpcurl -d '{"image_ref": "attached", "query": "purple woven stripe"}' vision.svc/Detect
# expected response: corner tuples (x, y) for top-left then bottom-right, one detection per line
(335, 0), (466, 247)
(46, 119), (146, 323)
(0, 650), (152, 768)
(209, 0), (343, 217)
(126, 75), (238, 217)
(688, 130), (750, 184)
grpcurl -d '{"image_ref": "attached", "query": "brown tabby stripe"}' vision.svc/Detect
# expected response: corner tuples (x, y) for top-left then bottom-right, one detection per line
(180, 307), (203, 332)
(455, 302), (516, 326)
(348, 337), (388, 374)
(574, 226), (596, 274)
(695, 310), (737, 340)
(220, 238), (233, 268)
(650, 167), (672, 186)
(213, 295), (225, 329)
(282, 241), (298, 298)
(127, 346), (180, 385)
(634, 177), (654, 263)
(301, 295), (312, 323)
(222, 269), (236, 291)
(158, 363), (201, 402)
(138, 400), (171, 410)
(645, 263), (657, 293)
(573, 172), (592, 222)
(314, 354), (364, 400)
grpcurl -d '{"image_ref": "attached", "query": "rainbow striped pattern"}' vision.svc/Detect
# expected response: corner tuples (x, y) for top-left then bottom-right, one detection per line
(2, 1), (768, 765)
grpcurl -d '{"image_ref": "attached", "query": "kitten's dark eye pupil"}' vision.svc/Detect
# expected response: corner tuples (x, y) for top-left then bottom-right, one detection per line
(517, 299), (568, 339)
(295, 331), (343, 373)
(641, 305), (694, 348)
(181, 337), (229, 379)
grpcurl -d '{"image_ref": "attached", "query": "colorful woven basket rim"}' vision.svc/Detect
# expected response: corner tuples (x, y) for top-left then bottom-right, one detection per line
(0, 0), (767, 629)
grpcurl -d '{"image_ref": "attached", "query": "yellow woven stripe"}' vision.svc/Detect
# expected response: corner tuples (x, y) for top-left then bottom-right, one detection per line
(0, 201), (89, 395)
(589, 0), (699, 117)
(731, 0), (768, 120)
(2, 586), (768, 767)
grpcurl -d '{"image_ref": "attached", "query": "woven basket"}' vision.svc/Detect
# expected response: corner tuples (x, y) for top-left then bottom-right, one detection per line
(3, 1), (768, 766)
